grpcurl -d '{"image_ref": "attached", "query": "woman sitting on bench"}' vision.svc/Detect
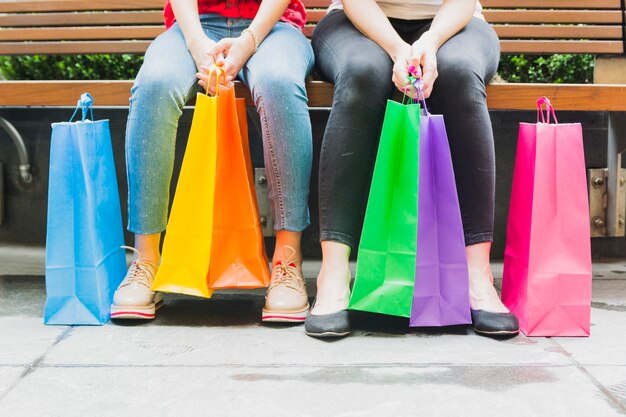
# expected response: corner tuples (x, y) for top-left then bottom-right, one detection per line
(306, 0), (520, 338)
(111, 0), (314, 323)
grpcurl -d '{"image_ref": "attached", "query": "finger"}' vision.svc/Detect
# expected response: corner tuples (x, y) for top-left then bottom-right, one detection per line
(398, 62), (410, 82)
(215, 52), (226, 65)
(409, 53), (423, 75)
(393, 74), (407, 92)
(210, 38), (232, 57)
(198, 79), (217, 95)
(421, 68), (437, 98)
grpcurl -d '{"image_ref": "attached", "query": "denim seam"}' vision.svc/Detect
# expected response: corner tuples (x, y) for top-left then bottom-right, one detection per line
(315, 32), (342, 81)
(257, 95), (286, 229)
(178, 78), (198, 110)
(125, 94), (134, 232)
(314, 35), (341, 235)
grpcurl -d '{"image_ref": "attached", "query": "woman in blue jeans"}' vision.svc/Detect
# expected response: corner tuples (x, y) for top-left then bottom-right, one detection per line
(110, 0), (313, 322)
(305, 0), (520, 338)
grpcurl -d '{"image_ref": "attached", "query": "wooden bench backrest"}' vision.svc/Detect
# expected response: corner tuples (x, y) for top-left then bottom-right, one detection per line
(0, 0), (624, 55)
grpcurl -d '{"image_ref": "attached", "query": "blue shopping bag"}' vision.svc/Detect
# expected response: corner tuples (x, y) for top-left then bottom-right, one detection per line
(44, 93), (126, 325)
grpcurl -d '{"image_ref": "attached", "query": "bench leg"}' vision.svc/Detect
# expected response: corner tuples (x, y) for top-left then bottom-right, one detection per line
(0, 117), (32, 184)
(254, 167), (276, 237)
(607, 112), (626, 237)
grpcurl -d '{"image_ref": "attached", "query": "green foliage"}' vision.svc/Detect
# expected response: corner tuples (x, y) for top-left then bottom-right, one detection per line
(0, 53), (595, 84)
(497, 54), (594, 84)
(0, 54), (144, 80)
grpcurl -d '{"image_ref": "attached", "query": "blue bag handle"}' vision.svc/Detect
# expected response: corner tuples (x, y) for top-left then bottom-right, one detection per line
(69, 93), (94, 122)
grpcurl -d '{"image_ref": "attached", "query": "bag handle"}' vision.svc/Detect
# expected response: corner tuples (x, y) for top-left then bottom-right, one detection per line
(405, 65), (429, 115)
(536, 96), (558, 124)
(203, 63), (225, 97)
(69, 93), (94, 122)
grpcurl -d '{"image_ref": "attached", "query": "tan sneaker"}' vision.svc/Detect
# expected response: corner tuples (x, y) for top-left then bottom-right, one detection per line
(110, 247), (163, 320)
(262, 246), (309, 323)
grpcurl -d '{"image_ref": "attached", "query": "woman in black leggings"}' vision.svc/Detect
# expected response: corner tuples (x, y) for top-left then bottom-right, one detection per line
(304, 0), (519, 338)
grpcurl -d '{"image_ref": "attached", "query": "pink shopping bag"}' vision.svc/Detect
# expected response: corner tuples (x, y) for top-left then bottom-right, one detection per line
(501, 97), (592, 337)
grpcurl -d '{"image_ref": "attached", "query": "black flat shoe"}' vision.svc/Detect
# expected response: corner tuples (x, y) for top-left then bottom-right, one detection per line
(471, 309), (520, 337)
(305, 308), (351, 338)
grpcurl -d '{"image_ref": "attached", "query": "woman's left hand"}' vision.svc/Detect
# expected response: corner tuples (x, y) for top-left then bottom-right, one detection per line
(409, 31), (439, 99)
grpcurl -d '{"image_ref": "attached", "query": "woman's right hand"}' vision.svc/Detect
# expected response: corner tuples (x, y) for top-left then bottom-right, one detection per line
(186, 35), (225, 94)
(391, 42), (415, 97)
(187, 34), (216, 69)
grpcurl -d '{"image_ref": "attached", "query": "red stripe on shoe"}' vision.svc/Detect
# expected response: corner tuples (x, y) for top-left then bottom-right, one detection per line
(111, 311), (155, 318)
(262, 315), (306, 321)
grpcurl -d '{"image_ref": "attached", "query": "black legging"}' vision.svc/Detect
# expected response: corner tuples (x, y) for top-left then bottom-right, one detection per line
(312, 10), (500, 249)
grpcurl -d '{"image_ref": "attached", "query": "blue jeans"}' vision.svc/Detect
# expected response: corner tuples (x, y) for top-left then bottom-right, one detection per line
(126, 14), (314, 234)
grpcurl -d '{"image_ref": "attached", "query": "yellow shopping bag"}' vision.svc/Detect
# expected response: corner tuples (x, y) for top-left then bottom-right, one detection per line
(152, 66), (270, 297)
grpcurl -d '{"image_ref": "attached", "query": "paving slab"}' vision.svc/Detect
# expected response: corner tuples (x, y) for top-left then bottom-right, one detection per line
(0, 365), (623, 417)
(41, 295), (569, 367)
(0, 276), (68, 365)
(592, 279), (626, 306)
(553, 308), (626, 366)
(584, 366), (626, 410)
(0, 367), (26, 397)
(0, 317), (67, 366)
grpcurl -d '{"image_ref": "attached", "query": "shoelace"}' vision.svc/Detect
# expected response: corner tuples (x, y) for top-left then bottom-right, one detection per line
(270, 246), (304, 292)
(119, 246), (157, 289)
(271, 262), (302, 291)
(120, 262), (155, 289)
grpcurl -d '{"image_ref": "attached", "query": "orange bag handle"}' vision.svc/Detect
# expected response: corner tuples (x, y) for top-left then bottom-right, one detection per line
(204, 64), (225, 97)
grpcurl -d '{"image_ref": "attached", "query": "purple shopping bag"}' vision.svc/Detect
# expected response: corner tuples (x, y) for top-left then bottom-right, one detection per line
(409, 84), (472, 327)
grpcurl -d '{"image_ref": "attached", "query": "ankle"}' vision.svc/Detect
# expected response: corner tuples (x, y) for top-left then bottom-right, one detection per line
(138, 256), (160, 266)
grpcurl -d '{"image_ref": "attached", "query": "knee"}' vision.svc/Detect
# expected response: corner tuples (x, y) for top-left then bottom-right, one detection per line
(131, 65), (188, 109)
(335, 55), (393, 106)
(435, 54), (485, 97)
(250, 68), (307, 104)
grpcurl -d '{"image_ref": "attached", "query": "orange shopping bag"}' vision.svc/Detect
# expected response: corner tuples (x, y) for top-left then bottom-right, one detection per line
(153, 66), (270, 297)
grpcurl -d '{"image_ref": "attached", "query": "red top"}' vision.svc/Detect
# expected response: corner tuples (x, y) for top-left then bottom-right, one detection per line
(164, 1), (306, 30)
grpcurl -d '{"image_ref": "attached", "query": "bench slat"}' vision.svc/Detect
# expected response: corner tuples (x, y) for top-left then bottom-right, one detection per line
(487, 84), (626, 111)
(500, 40), (624, 54)
(494, 25), (622, 40)
(0, 27), (164, 41)
(483, 10), (623, 24)
(0, 41), (151, 54)
(2, 81), (626, 111)
(3, 39), (617, 55)
(0, 0), (163, 13)
(302, 0), (331, 7)
(481, 0), (621, 8)
(0, 11), (164, 27)
(305, 10), (326, 23)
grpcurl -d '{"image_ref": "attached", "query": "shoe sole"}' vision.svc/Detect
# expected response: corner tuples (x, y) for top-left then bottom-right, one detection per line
(305, 330), (351, 338)
(111, 299), (164, 320)
(473, 328), (520, 336)
(262, 306), (309, 323)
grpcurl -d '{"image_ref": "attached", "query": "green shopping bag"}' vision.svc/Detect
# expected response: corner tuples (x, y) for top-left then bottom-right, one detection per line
(348, 99), (420, 317)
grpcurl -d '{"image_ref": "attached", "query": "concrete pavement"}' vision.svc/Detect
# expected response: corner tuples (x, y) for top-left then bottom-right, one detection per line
(0, 250), (625, 416)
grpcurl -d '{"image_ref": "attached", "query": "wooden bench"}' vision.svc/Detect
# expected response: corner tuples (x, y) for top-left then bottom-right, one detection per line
(0, 0), (625, 235)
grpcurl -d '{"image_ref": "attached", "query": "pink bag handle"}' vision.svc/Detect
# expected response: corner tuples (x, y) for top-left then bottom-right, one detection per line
(536, 96), (558, 124)
(407, 65), (429, 115)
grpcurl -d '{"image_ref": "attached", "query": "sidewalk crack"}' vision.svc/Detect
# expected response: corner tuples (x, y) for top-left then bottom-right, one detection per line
(0, 326), (73, 403)
(549, 338), (626, 415)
